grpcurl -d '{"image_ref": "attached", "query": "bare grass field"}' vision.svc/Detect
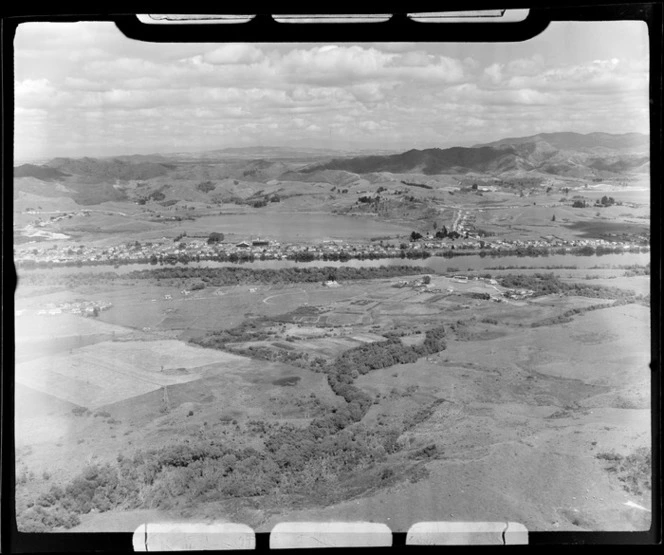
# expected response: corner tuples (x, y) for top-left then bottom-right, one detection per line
(15, 312), (132, 339)
(159, 211), (413, 242)
(13, 257), (651, 535)
(284, 333), (387, 359)
(560, 274), (649, 296)
(340, 297), (651, 531)
(16, 340), (246, 408)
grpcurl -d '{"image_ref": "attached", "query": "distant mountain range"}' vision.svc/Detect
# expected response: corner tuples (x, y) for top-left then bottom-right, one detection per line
(301, 132), (649, 178)
(14, 132), (649, 187)
(474, 131), (648, 152)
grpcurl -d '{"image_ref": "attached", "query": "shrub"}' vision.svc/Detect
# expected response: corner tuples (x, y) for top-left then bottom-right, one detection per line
(409, 444), (438, 460)
(19, 505), (80, 532)
(196, 181), (216, 193)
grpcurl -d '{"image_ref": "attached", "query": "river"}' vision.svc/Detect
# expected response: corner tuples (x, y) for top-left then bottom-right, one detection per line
(15, 251), (651, 278)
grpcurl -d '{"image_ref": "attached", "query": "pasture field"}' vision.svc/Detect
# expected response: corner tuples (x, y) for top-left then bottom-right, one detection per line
(13, 264), (651, 534)
(92, 280), (401, 339)
(337, 300), (651, 532)
(147, 211), (414, 243)
(15, 340), (242, 408)
(558, 274), (650, 296)
(233, 332), (388, 362)
(15, 312), (133, 340)
(14, 312), (139, 363)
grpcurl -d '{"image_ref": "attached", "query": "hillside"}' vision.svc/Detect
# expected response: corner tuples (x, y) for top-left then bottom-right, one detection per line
(300, 146), (523, 176)
(44, 157), (173, 181)
(302, 132), (649, 178)
(14, 164), (71, 181)
(13, 131), (649, 208)
(475, 131), (649, 153)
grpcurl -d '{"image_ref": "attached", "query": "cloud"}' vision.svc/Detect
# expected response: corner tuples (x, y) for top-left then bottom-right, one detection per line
(202, 44), (265, 65)
(483, 64), (503, 85)
(12, 22), (651, 159)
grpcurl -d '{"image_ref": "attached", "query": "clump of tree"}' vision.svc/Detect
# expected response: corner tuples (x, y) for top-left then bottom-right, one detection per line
(149, 190), (166, 202)
(19, 463), (140, 532)
(500, 273), (637, 300)
(196, 181), (216, 193)
(401, 180), (433, 190)
(126, 265), (425, 287)
(597, 195), (616, 207)
(207, 232), (225, 244)
(596, 447), (651, 496)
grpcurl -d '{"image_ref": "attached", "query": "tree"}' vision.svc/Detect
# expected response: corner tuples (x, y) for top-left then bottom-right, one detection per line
(410, 231), (423, 242)
(207, 232), (224, 244)
(551, 214), (556, 222)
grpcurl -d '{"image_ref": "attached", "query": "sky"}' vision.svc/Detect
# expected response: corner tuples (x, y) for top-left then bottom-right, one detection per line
(13, 20), (650, 161)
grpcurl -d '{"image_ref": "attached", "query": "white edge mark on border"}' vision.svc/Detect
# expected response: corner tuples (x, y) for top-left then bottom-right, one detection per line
(269, 521), (393, 549)
(133, 522), (256, 551)
(406, 521), (529, 545)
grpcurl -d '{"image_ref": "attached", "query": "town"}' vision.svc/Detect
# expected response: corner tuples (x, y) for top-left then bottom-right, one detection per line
(14, 232), (649, 269)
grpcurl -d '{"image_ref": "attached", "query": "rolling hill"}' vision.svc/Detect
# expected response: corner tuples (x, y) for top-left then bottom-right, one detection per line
(13, 132), (649, 207)
(300, 132), (649, 178)
(14, 164), (71, 182)
(44, 157), (173, 181)
(475, 131), (649, 153)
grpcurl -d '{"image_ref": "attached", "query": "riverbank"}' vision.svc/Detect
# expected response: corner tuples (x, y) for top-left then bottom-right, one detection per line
(15, 250), (651, 280)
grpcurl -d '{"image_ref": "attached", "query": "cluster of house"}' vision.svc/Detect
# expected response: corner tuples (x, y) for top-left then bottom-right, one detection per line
(34, 300), (112, 317)
(502, 289), (536, 300)
(393, 274), (533, 302)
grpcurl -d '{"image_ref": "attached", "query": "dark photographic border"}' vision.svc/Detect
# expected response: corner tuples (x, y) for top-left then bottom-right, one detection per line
(2, 1), (661, 552)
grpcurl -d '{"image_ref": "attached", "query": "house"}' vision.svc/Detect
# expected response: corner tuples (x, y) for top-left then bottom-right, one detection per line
(236, 241), (251, 248)
(252, 239), (269, 247)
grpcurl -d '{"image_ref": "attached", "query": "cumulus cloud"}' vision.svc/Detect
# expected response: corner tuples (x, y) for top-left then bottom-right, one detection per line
(202, 44), (265, 65)
(12, 21), (651, 159)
